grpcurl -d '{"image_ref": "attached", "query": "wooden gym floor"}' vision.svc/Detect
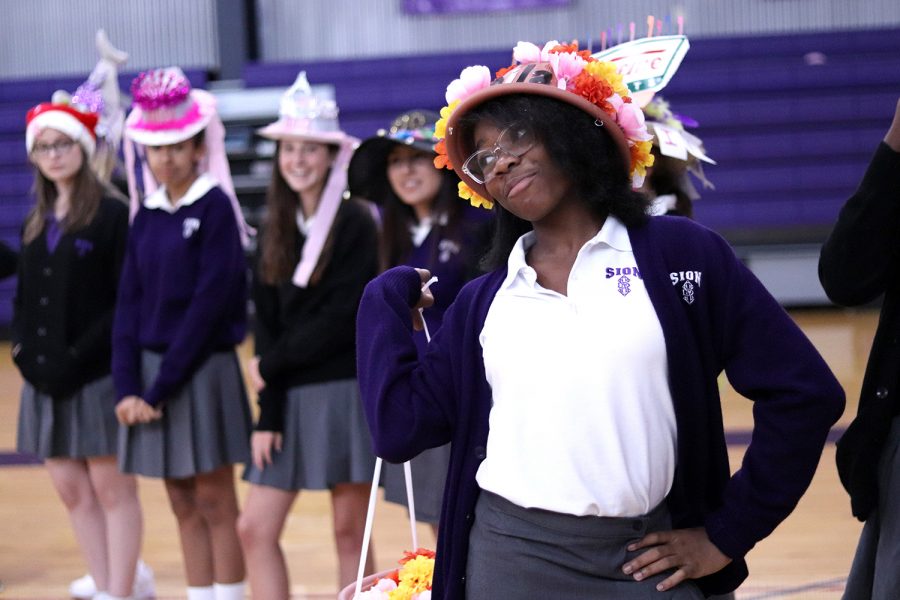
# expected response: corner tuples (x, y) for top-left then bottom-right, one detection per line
(0, 307), (877, 599)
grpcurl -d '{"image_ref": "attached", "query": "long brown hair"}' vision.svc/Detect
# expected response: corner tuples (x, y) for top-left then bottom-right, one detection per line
(258, 141), (339, 285)
(24, 148), (105, 244)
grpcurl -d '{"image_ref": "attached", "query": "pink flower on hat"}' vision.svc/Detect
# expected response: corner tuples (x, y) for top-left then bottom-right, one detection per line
(616, 102), (654, 143)
(445, 66), (492, 104)
(550, 51), (587, 90)
(512, 40), (560, 64)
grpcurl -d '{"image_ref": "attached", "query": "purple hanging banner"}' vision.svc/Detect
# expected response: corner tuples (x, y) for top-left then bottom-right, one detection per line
(402, 0), (570, 15)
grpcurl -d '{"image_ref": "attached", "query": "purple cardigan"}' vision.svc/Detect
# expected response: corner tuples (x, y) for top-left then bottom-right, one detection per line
(112, 186), (247, 407)
(356, 215), (845, 598)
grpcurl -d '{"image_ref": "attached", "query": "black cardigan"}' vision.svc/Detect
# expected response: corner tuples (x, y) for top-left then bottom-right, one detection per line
(12, 196), (129, 398)
(819, 142), (900, 520)
(253, 197), (379, 431)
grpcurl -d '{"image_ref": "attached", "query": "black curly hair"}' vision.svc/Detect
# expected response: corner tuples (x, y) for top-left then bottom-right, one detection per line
(456, 95), (650, 270)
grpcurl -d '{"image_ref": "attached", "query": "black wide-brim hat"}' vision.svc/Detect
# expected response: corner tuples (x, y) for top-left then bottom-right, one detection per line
(348, 109), (440, 204)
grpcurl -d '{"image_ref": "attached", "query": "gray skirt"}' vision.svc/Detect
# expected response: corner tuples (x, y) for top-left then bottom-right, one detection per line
(843, 414), (900, 600)
(117, 350), (252, 479)
(466, 491), (705, 599)
(16, 375), (119, 460)
(383, 443), (451, 524)
(242, 378), (376, 491)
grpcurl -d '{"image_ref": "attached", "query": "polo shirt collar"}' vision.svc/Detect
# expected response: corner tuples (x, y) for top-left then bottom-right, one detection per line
(143, 173), (216, 214)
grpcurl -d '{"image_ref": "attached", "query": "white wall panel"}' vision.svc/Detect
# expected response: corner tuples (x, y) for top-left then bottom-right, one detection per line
(0, 0), (219, 79)
(256, 0), (900, 61)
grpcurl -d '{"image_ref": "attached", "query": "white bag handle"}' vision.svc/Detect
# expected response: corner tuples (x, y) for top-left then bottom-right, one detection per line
(352, 276), (438, 598)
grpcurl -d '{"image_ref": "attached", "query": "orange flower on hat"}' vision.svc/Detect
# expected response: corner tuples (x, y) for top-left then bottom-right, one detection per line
(433, 139), (450, 170)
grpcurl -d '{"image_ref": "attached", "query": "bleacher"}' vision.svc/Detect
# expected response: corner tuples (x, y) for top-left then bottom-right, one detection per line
(0, 27), (897, 323)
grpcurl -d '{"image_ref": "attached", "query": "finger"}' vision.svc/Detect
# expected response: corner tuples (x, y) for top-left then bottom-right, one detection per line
(253, 451), (264, 471)
(623, 546), (667, 575)
(655, 568), (689, 592)
(263, 443), (273, 466)
(627, 531), (667, 551)
(414, 268), (432, 285)
(274, 433), (283, 452)
(631, 554), (678, 582)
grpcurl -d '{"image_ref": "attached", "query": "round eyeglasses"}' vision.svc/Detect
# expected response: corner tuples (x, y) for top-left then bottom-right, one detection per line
(462, 123), (535, 185)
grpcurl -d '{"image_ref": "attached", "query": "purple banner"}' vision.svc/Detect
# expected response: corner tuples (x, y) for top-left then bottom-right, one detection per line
(402, 0), (570, 15)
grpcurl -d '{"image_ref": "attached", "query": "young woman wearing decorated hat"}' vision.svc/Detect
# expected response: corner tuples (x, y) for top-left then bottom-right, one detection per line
(347, 109), (488, 536)
(235, 72), (379, 596)
(14, 93), (150, 600)
(356, 41), (845, 598)
(112, 67), (252, 600)
(639, 96), (715, 219)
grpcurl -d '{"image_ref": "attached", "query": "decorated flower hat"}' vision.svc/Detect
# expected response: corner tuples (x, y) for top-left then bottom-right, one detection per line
(435, 40), (655, 209)
(26, 93), (100, 158)
(122, 67), (252, 246)
(258, 71), (359, 288)
(348, 109), (443, 203)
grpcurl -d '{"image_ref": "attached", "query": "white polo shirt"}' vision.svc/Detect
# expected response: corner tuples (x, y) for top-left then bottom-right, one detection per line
(476, 216), (676, 517)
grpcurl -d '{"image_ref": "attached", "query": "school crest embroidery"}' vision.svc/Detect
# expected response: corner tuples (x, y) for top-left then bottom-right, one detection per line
(617, 275), (631, 296)
(438, 239), (460, 263)
(74, 238), (94, 257)
(182, 217), (201, 239)
(670, 270), (702, 305)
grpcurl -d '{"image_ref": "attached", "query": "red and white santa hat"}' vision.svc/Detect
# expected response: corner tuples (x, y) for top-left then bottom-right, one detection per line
(25, 91), (99, 157)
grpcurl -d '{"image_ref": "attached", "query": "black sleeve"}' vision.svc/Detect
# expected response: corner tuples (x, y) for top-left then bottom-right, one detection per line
(0, 241), (18, 280)
(819, 143), (900, 306)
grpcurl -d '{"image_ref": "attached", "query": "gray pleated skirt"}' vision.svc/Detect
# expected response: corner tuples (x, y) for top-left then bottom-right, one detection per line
(16, 375), (119, 460)
(466, 491), (705, 599)
(117, 350), (252, 479)
(242, 378), (376, 491)
(843, 414), (900, 600)
(383, 443), (451, 524)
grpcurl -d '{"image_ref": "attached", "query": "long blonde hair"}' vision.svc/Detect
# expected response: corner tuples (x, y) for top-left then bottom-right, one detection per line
(23, 148), (106, 245)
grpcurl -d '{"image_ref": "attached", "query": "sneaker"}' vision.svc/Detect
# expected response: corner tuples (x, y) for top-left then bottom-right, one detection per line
(69, 560), (156, 599)
(69, 573), (96, 599)
(132, 560), (155, 599)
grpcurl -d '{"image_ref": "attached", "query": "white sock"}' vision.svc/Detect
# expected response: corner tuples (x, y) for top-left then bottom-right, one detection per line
(214, 581), (246, 600)
(187, 586), (215, 600)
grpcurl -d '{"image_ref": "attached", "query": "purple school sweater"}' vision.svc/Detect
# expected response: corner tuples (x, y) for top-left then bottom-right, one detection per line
(356, 215), (845, 598)
(112, 186), (247, 407)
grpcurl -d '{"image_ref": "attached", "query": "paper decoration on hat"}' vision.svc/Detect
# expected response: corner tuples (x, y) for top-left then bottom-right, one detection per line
(591, 35), (690, 106)
(69, 29), (128, 181)
(256, 71), (352, 145)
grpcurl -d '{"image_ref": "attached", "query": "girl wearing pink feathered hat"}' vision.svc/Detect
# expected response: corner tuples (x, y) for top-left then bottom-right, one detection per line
(112, 67), (252, 600)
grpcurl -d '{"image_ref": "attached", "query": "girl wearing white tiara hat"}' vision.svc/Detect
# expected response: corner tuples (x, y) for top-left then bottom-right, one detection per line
(113, 67), (253, 600)
(14, 89), (150, 599)
(235, 72), (379, 596)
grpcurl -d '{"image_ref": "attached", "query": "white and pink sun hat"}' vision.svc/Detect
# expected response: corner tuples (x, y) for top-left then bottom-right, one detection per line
(123, 67), (253, 246)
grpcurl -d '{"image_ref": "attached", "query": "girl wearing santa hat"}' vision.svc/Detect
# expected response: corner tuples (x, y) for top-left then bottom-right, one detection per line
(112, 67), (253, 600)
(14, 93), (148, 600)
